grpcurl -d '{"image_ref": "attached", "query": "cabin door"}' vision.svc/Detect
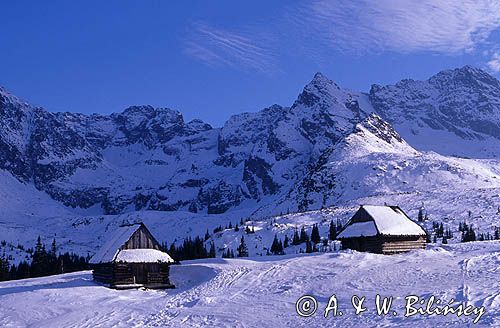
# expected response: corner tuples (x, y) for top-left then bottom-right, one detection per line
(131, 264), (147, 284)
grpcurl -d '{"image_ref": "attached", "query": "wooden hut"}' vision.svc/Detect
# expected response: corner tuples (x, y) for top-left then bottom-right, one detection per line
(90, 223), (175, 289)
(337, 205), (426, 254)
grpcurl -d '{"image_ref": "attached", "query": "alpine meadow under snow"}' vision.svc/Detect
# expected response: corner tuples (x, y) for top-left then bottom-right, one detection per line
(0, 66), (499, 326)
(0, 242), (498, 327)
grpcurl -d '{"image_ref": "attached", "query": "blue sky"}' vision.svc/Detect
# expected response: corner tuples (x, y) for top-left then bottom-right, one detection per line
(1, 0), (499, 126)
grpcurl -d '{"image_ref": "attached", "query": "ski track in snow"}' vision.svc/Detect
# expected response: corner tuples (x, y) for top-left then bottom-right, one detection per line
(0, 242), (498, 328)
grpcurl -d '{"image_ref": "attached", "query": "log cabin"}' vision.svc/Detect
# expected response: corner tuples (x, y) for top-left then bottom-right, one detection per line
(337, 205), (427, 254)
(90, 223), (175, 289)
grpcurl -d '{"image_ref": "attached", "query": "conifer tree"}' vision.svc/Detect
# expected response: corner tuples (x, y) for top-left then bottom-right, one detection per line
(299, 227), (309, 243)
(305, 241), (313, 253)
(417, 207), (424, 222)
(292, 228), (300, 245)
(237, 236), (248, 257)
(208, 242), (216, 258)
(283, 235), (289, 248)
(328, 220), (337, 240)
(50, 238), (57, 257)
(270, 235), (280, 255)
(311, 224), (321, 244)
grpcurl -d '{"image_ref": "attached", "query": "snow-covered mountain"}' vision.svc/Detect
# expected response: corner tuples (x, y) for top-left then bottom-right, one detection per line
(0, 72), (374, 216)
(370, 66), (500, 158)
(0, 66), (499, 259)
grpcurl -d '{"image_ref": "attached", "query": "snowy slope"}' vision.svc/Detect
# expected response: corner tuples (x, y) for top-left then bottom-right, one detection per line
(0, 242), (498, 327)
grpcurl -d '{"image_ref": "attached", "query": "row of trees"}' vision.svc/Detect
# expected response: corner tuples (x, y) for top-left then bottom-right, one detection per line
(429, 219), (500, 244)
(162, 236), (216, 262)
(0, 237), (89, 282)
(269, 220), (343, 255)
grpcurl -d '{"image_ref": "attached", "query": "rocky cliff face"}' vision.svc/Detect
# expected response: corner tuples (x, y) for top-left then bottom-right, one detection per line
(0, 66), (499, 215)
(370, 66), (500, 157)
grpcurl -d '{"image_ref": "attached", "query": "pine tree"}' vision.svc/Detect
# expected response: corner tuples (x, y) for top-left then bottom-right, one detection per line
(237, 236), (248, 257)
(234, 224), (239, 232)
(417, 207), (424, 222)
(305, 241), (313, 253)
(299, 227), (309, 244)
(278, 239), (284, 254)
(204, 229), (210, 241)
(0, 254), (10, 281)
(442, 236), (448, 244)
(50, 238), (57, 257)
(31, 237), (49, 277)
(328, 220), (337, 240)
(311, 224), (321, 244)
(270, 235), (280, 255)
(208, 242), (216, 258)
(283, 235), (289, 248)
(292, 227), (300, 245)
(270, 235), (284, 255)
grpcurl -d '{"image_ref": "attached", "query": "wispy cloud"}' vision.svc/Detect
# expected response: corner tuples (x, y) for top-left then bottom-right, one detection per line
(293, 0), (500, 54)
(184, 22), (276, 75)
(183, 2), (500, 74)
(488, 52), (500, 72)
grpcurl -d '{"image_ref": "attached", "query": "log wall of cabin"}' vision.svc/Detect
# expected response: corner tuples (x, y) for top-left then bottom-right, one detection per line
(93, 263), (172, 287)
(381, 236), (426, 254)
(341, 235), (426, 254)
(92, 263), (114, 284)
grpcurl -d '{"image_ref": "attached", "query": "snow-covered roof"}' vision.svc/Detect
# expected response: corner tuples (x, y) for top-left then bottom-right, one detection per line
(336, 221), (378, 238)
(90, 224), (143, 264)
(338, 205), (426, 238)
(114, 249), (174, 263)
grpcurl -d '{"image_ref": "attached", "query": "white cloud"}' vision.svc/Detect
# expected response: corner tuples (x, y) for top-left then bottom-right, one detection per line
(488, 52), (500, 72)
(295, 0), (500, 54)
(184, 22), (276, 74)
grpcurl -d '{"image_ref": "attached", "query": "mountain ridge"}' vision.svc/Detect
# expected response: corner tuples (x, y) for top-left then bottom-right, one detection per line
(0, 65), (498, 217)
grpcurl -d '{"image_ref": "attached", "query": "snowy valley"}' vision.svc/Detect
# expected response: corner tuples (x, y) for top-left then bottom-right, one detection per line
(0, 242), (498, 327)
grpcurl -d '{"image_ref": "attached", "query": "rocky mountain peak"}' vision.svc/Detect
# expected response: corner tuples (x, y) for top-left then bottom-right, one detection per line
(0, 86), (32, 109)
(429, 65), (500, 89)
(293, 72), (342, 108)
